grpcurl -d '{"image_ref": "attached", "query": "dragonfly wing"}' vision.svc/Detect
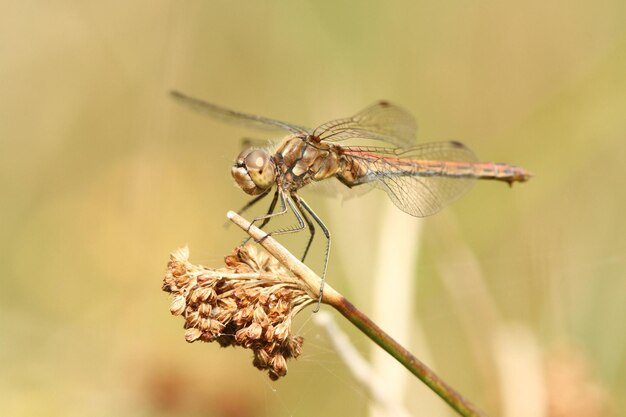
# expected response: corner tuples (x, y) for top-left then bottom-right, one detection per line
(376, 175), (476, 217)
(170, 91), (311, 135)
(304, 176), (377, 201)
(312, 101), (417, 149)
(342, 141), (478, 217)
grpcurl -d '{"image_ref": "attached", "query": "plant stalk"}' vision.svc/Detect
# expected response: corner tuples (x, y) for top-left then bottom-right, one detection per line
(227, 211), (486, 417)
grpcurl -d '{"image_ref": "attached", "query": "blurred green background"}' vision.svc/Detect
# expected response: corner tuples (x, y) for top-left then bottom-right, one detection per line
(1, 1), (625, 416)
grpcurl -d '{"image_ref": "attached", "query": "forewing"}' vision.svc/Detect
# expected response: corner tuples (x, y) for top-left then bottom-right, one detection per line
(170, 91), (311, 135)
(312, 101), (417, 149)
(342, 141), (478, 217)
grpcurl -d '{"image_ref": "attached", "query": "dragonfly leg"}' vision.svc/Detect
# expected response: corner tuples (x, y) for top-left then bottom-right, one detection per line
(295, 196), (331, 313)
(291, 194), (316, 262)
(249, 194), (327, 313)
(245, 191), (309, 245)
(240, 190), (285, 245)
(257, 194), (307, 242)
(254, 190), (280, 230)
(249, 190), (287, 229)
(236, 187), (273, 216)
(226, 187), (273, 229)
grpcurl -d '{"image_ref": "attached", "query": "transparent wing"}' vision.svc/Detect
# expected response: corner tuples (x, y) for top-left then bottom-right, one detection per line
(303, 176), (377, 200)
(311, 101), (417, 149)
(341, 141), (479, 217)
(170, 91), (311, 135)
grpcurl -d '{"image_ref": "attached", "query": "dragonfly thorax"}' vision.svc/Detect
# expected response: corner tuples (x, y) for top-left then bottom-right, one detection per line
(231, 148), (277, 195)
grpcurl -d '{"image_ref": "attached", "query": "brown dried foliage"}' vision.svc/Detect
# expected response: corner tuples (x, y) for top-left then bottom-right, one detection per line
(162, 245), (313, 380)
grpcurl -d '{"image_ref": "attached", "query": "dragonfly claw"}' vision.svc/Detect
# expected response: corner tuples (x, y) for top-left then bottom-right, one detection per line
(257, 233), (271, 244)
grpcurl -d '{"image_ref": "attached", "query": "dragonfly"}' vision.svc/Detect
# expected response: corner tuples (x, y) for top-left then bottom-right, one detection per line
(171, 91), (531, 310)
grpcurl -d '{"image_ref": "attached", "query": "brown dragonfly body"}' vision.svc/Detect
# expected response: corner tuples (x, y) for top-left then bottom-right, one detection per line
(172, 91), (531, 309)
(278, 135), (527, 191)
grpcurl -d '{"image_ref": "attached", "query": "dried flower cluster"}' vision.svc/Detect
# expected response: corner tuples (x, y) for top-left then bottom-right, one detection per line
(162, 245), (314, 380)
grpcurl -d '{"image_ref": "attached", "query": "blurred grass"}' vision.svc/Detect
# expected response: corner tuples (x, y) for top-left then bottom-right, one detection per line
(1, 1), (625, 416)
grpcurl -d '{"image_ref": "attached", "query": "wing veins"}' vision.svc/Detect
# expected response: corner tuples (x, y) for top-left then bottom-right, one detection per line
(170, 90), (311, 135)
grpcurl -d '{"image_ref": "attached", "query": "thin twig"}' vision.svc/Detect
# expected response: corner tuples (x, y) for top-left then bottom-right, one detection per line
(227, 210), (487, 417)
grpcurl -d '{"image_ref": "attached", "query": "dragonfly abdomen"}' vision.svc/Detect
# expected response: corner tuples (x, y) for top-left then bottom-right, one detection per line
(411, 160), (530, 183)
(469, 162), (532, 184)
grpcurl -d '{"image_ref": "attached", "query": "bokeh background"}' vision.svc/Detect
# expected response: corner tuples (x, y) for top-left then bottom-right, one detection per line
(1, 1), (625, 416)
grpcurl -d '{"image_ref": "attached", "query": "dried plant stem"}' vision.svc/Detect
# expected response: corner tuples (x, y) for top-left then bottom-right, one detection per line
(227, 211), (487, 417)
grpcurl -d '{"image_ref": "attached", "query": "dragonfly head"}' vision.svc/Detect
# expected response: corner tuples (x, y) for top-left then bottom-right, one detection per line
(232, 148), (276, 195)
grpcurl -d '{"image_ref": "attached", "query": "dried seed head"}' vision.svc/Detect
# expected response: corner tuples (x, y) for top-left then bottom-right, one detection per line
(198, 302), (212, 317)
(199, 318), (212, 332)
(184, 327), (202, 343)
(273, 319), (291, 342)
(270, 353), (287, 376)
(169, 295), (186, 316)
(253, 306), (270, 327)
(186, 310), (200, 327)
(253, 348), (271, 369)
(162, 245), (314, 380)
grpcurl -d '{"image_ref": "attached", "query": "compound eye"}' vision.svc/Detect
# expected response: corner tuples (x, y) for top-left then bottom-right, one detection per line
(244, 149), (268, 171)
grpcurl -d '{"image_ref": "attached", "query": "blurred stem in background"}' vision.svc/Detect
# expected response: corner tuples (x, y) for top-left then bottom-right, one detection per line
(368, 200), (427, 417)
